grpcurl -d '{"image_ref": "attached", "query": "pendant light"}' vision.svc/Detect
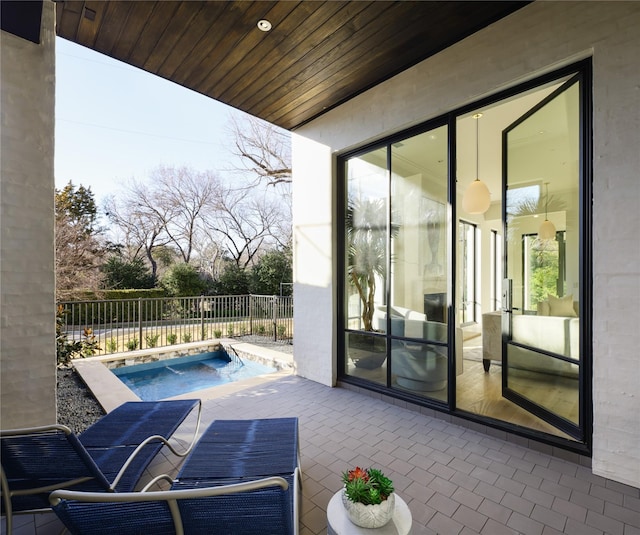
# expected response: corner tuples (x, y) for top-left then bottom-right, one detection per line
(462, 113), (491, 215)
(538, 182), (556, 240)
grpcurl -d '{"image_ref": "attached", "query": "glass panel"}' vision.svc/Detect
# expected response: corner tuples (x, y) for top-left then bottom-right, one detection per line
(388, 126), (449, 342)
(523, 231), (566, 314)
(506, 344), (579, 425)
(458, 221), (476, 324)
(490, 229), (502, 311)
(455, 73), (583, 441)
(345, 331), (387, 384)
(344, 148), (388, 333)
(391, 339), (447, 402)
(504, 77), (581, 436)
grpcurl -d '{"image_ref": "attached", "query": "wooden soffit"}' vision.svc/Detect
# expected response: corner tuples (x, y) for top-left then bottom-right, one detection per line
(56, 1), (528, 130)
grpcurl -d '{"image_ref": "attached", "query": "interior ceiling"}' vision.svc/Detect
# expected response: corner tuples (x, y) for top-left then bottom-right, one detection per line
(55, 0), (528, 131)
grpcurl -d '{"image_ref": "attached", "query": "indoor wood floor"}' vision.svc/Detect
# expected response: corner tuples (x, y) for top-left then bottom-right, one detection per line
(456, 332), (578, 439)
(456, 358), (575, 439)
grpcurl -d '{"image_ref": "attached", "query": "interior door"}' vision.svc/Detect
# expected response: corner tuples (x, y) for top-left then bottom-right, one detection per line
(502, 74), (583, 440)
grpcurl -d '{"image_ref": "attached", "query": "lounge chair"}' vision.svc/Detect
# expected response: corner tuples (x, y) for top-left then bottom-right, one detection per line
(1, 399), (201, 534)
(50, 417), (301, 535)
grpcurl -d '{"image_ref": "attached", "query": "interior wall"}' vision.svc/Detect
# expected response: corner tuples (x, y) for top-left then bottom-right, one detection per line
(293, 1), (640, 487)
(0, 1), (57, 427)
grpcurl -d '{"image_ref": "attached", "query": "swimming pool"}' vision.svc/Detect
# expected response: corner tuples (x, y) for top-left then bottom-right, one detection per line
(112, 351), (277, 400)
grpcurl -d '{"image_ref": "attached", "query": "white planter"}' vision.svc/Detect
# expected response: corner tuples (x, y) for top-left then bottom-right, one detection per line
(341, 489), (395, 528)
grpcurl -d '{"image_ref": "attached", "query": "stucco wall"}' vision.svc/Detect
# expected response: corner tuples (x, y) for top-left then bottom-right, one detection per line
(0, 1), (57, 428)
(292, 135), (336, 385)
(292, 1), (640, 488)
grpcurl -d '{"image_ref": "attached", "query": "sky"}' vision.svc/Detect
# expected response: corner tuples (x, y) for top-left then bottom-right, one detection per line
(55, 37), (247, 207)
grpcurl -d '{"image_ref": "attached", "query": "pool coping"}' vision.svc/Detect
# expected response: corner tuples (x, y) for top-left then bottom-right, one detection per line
(73, 339), (295, 413)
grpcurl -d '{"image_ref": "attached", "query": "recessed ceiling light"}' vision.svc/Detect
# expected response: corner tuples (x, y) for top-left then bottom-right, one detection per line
(257, 19), (272, 32)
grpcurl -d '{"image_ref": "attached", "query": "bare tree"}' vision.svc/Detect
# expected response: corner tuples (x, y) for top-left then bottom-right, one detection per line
(104, 180), (175, 282)
(152, 166), (220, 263)
(192, 240), (226, 281)
(55, 213), (105, 295)
(106, 167), (221, 279)
(201, 185), (285, 269)
(226, 112), (293, 251)
(228, 114), (292, 187)
(55, 182), (106, 295)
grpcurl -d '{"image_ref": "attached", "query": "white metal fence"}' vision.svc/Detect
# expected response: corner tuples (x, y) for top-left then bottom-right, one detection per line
(57, 294), (293, 355)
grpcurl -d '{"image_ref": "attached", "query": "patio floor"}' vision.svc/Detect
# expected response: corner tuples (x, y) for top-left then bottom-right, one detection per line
(6, 351), (640, 535)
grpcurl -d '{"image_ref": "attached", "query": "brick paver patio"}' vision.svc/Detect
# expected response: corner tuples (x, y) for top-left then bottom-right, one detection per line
(6, 371), (639, 535)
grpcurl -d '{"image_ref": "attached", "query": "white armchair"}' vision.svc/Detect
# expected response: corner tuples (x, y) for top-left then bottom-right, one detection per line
(388, 318), (464, 392)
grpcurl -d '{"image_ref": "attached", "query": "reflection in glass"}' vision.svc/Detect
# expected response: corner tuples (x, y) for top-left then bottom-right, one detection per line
(345, 332), (386, 386)
(458, 220), (477, 324)
(504, 78), (582, 437)
(344, 148), (388, 333)
(390, 126), (449, 332)
(453, 73), (584, 441)
(507, 345), (579, 425)
(391, 340), (447, 402)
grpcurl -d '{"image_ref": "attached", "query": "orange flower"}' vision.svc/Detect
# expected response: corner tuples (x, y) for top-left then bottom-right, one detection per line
(347, 467), (369, 482)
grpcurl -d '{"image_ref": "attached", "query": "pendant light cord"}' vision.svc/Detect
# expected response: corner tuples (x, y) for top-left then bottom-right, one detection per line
(476, 116), (479, 180)
(473, 113), (482, 181)
(545, 182), (549, 220)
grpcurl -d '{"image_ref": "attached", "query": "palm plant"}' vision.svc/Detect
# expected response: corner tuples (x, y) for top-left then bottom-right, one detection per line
(346, 197), (398, 331)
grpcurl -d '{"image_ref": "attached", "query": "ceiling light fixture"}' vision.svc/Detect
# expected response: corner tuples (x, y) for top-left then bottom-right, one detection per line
(538, 182), (556, 240)
(257, 19), (272, 32)
(462, 113), (491, 215)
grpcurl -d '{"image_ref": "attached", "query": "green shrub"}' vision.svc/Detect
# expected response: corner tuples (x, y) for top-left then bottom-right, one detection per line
(167, 333), (177, 345)
(126, 338), (139, 351)
(182, 333), (192, 343)
(257, 324), (266, 335)
(56, 305), (101, 366)
(277, 324), (287, 338)
(145, 333), (160, 348)
(226, 325), (234, 337)
(106, 338), (118, 353)
(160, 263), (207, 297)
(213, 329), (222, 338)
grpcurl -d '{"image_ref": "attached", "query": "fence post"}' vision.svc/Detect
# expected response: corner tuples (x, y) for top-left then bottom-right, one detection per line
(272, 295), (277, 341)
(200, 295), (205, 341)
(249, 295), (253, 335)
(138, 298), (143, 348)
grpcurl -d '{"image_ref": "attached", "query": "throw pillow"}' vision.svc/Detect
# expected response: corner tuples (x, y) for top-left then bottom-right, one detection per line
(548, 294), (577, 317)
(537, 300), (550, 316)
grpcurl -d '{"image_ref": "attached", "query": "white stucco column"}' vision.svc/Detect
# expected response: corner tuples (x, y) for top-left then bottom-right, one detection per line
(1, 1), (57, 427)
(291, 133), (336, 386)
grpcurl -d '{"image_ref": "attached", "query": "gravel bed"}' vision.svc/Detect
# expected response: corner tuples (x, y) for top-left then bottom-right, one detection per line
(57, 367), (105, 433)
(56, 338), (294, 433)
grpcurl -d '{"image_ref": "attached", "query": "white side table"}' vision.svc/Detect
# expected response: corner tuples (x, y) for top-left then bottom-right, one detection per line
(327, 491), (412, 534)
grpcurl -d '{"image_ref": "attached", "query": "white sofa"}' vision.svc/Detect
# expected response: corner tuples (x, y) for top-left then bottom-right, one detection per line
(482, 295), (579, 378)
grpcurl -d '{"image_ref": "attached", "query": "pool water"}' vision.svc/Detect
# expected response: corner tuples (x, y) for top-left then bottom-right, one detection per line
(112, 351), (277, 400)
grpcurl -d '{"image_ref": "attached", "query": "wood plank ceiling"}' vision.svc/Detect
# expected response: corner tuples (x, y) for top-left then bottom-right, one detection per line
(55, 1), (528, 131)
